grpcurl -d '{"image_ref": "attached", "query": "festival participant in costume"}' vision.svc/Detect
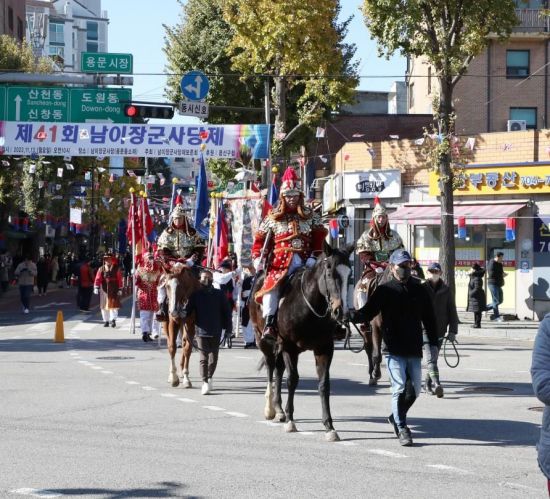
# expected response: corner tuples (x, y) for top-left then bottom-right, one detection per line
(94, 254), (123, 328)
(135, 249), (162, 342)
(156, 197), (204, 321)
(252, 167), (327, 339)
(356, 196), (403, 265)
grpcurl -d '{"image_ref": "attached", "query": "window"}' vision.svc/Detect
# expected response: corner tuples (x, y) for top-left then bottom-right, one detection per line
(87, 21), (98, 41)
(17, 17), (24, 41)
(409, 82), (414, 109)
(86, 41), (99, 53)
(510, 107), (537, 129)
(49, 21), (64, 44)
(8, 7), (13, 30)
(507, 50), (529, 78)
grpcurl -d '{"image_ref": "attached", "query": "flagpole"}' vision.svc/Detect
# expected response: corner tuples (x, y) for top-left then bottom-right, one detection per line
(129, 188), (137, 335)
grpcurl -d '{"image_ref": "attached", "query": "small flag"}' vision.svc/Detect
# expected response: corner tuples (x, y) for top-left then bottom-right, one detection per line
(127, 170), (136, 177)
(457, 217), (466, 239)
(329, 219), (339, 239)
(57, 168), (63, 178)
(28, 164), (36, 174)
(1, 160), (10, 166)
(352, 133), (365, 138)
(84, 171), (91, 181)
(320, 156), (328, 163)
(465, 137), (476, 150)
(344, 154), (350, 161)
(367, 148), (376, 159)
(506, 217), (516, 242)
(315, 127), (326, 138)
(389, 134), (399, 139)
(81, 186), (86, 193)
(276, 132), (287, 140)
(55, 184), (61, 191)
(65, 163), (74, 170)
(414, 137), (425, 146)
(38, 180), (44, 189)
(97, 167), (106, 173)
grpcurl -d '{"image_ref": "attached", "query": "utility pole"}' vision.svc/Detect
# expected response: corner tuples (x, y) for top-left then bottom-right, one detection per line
(264, 77), (271, 188)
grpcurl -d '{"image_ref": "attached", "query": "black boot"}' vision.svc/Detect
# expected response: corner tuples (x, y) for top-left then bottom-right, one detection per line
(103, 321), (109, 327)
(262, 315), (277, 340)
(142, 333), (152, 342)
(110, 319), (116, 328)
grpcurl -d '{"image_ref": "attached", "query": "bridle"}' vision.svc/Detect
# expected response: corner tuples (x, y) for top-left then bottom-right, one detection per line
(300, 257), (345, 319)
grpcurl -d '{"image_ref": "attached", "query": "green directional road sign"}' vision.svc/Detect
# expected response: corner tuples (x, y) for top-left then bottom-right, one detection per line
(7, 86), (69, 122)
(81, 52), (133, 74)
(70, 88), (132, 123)
(0, 86), (132, 123)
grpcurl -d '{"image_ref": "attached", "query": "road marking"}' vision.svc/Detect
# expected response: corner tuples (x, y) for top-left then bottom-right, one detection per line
(142, 386), (157, 391)
(202, 405), (226, 411)
(11, 488), (62, 497)
(337, 441), (357, 446)
(349, 363), (368, 367)
(299, 431), (315, 435)
(160, 393), (178, 398)
(69, 353), (79, 356)
(28, 316), (50, 323)
(500, 482), (541, 492)
(225, 411), (248, 418)
(426, 464), (470, 473)
(91, 366), (103, 370)
(366, 449), (407, 458)
(71, 323), (96, 331)
(177, 398), (197, 403)
(256, 420), (281, 427)
(12, 336), (22, 339)
(125, 381), (139, 385)
(515, 370), (529, 374)
(235, 356), (253, 360)
(464, 368), (495, 372)
(77, 361), (92, 365)
(29, 323), (49, 330)
(100, 370), (113, 374)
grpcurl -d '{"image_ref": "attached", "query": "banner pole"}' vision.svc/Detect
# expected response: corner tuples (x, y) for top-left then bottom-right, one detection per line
(130, 190), (137, 335)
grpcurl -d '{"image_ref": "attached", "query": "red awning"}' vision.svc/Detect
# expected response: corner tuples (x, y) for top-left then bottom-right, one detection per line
(390, 203), (526, 225)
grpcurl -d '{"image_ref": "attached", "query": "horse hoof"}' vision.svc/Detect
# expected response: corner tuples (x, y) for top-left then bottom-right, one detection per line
(325, 430), (340, 442)
(275, 412), (286, 423)
(368, 378), (378, 386)
(264, 409), (276, 420)
(285, 421), (297, 433)
(182, 378), (192, 389)
(170, 378), (180, 388)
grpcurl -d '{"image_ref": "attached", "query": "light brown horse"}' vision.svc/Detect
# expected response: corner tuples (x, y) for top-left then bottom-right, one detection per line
(162, 263), (200, 387)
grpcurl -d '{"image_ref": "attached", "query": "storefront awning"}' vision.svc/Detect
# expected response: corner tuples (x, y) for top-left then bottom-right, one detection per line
(390, 203), (526, 225)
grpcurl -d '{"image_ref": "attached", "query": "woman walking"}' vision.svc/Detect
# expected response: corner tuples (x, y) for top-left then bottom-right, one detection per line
(14, 255), (37, 313)
(467, 263), (486, 328)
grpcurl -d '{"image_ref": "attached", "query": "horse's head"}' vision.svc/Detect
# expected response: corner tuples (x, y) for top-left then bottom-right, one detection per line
(164, 263), (199, 319)
(318, 243), (354, 322)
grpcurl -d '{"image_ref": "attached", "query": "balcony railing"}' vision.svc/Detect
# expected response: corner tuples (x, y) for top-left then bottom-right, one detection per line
(514, 8), (550, 32)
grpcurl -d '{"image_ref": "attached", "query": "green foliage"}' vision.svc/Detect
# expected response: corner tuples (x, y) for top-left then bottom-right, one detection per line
(0, 34), (53, 72)
(207, 158), (237, 188)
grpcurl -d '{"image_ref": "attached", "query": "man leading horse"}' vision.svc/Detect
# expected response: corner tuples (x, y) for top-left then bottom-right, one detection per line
(251, 166), (327, 340)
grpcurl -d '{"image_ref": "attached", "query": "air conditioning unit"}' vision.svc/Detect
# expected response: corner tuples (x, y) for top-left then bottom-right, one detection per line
(507, 119), (527, 132)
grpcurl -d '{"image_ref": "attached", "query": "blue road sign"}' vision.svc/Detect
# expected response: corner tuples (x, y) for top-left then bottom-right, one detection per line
(180, 70), (210, 101)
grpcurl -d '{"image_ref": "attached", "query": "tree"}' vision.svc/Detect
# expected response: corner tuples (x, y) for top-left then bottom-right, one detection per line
(223, 0), (358, 158)
(164, 0), (265, 124)
(361, 0), (517, 293)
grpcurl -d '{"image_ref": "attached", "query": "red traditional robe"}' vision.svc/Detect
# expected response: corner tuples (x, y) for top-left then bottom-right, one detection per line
(252, 210), (327, 302)
(135, 260), (162, 311)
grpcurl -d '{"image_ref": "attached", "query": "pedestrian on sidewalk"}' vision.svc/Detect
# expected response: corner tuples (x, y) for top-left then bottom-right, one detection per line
(36, 255), (51, 296)
(350, 249), (438, 447)
(184, 270), (232, 395)
(0, 249), (12, 293)
(467, 263), (486, 328)
(486, 251), (506, 322)
(14, 255), (37, 313)
(240, 264), (256, 348)
(135, 250), (162, 342)
(94, 254), (123, 327)
(77, 256), (94, 312)
(530, 312), (550, 494)
(421, 262), (458, 398)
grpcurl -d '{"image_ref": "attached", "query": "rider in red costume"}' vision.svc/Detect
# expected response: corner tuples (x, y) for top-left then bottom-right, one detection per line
(252, 167), (327, 339)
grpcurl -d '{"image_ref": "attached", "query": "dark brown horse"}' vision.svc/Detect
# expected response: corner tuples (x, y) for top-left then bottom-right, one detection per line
(250, 244), (353, 441)
(162, 263), (200, 387)
(353, 265), (392, 385)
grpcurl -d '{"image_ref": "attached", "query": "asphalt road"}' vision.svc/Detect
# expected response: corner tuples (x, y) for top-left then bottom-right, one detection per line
(0, 303), (544, 498)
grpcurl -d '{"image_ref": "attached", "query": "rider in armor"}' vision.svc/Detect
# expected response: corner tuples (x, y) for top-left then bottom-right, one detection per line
(252, 167), (327, 339)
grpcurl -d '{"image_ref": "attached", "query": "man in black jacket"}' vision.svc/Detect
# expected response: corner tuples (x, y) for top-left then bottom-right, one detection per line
(185, 270), (232, 395)
(486, 251), (506, 322)
(352, 249), (438, 446)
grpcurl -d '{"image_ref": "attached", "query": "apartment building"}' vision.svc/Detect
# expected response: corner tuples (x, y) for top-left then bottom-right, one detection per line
(0, 0), (25, 42)
(407, 1), (550, 135)
(26, 0), (108, 70)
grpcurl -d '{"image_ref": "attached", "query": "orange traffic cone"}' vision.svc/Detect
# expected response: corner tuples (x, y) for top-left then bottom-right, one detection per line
(54, 310), (65, 343)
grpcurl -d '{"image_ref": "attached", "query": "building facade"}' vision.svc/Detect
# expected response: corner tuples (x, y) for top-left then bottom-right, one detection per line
(407, 2), (550, 135)
(26, 0), (108, 70)
(0, 0), (25, 42)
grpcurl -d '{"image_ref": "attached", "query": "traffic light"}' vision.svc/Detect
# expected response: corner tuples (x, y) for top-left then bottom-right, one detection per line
(124, 104), (174, 120)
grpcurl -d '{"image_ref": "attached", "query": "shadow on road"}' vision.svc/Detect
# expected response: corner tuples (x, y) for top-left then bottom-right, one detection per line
(36, 481), (199, 498)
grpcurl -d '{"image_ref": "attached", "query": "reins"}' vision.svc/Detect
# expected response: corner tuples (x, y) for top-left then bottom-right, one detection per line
(299, 267), (331, 318)
(442, 336), (460, 368)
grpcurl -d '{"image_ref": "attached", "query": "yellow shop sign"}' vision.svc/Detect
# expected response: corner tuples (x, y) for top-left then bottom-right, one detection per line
(429, 164), (550, 196)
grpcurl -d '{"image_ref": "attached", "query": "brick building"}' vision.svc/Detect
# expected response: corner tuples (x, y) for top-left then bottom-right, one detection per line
(0, 0), (25, 42)
(407, 3), (550, 135)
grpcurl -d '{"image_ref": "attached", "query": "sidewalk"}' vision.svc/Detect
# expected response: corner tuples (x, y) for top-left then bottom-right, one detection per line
(457, 310), (539, 341)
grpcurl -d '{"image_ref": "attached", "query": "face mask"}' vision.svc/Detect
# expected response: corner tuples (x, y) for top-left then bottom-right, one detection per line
(394, 266), (411, 281)
(429, 274), (441, 282)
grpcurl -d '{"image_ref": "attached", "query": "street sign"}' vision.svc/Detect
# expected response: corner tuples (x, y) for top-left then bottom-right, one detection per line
(80, 52), (133, 74)
(0, 86), (132, 123)
(6, 86), (70, 122)
(70, 88), (132, 123)
(178, 99), (209, 118)
(180, 70), (209, 101)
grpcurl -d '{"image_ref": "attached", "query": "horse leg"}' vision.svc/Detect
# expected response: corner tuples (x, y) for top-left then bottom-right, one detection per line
(262, 346), (277, 420)
(273, 351), (286, 423)
(282, 348), (299, 433)
(181, 321), (193, 388)
(315, 345), (339, 441)
(362, 324), (376, 386)
(166, 321), (179, 387)
(372, 317), (383, 381)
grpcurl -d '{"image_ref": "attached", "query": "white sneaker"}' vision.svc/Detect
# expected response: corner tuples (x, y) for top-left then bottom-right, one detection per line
(208, 378), (213, 391)
(152, 333), (159, 339)
(201, 381), (210, 395)
(23, 309), (29, 314)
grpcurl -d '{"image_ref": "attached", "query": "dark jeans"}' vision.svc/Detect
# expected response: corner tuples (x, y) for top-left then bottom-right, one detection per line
(77, 286), (93, 311)
(19, 285), (32, 309)
(197, 336), (220, 382)
(487, 284), (503, 318)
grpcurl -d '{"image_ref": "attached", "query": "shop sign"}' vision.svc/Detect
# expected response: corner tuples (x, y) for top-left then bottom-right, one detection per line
(430, 165), (550, 196)
(343, 170), (401, 200)
(534, 217), (550, 253)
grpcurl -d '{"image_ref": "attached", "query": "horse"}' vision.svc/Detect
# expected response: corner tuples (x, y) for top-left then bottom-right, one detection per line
(161, 262), (201, 388)
(249, 244), (354, 442)
(353, 264), (392, 386)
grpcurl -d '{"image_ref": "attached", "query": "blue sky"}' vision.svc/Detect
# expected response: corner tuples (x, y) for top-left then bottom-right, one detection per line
(104, 0), (405, 106)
